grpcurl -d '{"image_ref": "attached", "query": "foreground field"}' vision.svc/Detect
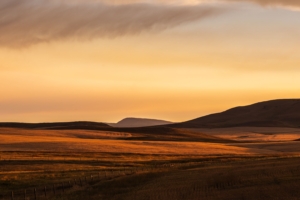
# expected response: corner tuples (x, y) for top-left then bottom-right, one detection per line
(1, 127), (300, 199)
(1, 154), (300, 200)
(82, 156), (300, 200)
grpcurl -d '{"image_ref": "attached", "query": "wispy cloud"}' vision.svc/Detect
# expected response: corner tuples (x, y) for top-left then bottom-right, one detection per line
(99, 0), (300, 8)
(58, 0), (205, 5)
(223, 0), (300, 10)
(0, 0), (225, 47)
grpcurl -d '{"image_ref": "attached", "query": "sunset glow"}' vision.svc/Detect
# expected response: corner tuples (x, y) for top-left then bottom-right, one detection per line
(1, 0), (300, 122)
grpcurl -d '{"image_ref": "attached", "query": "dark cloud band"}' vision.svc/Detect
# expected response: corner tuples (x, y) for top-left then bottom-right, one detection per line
(0, 0), (225, 47)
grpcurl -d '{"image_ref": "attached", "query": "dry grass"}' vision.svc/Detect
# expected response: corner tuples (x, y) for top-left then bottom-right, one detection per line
(190, 127), (300, 142)
(48, 157), (300, 200)
(0, 128), (265, 155)
(1, 127), (300, 200)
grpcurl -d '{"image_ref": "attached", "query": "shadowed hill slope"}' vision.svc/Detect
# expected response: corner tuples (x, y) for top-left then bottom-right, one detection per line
(169, 99), (300, 128)
(0, 121), (110, 130)
(0, 122), (233, 143)
(109, 117), (172, 127)
(112, 127), (234, 142)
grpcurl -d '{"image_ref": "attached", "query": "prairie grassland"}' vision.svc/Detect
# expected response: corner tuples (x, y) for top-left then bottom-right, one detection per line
(0, 151), (267, 198)
(2, 152), (299, 200)
(191, 127), (300, 142)
(89, 157), (300, 200)
(1, 128), (300, 200)
(0, 128), (269, 155)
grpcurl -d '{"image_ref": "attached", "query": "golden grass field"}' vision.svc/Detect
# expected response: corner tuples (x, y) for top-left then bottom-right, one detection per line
(1, 127), (300, 154)
(191, 127), (300, 142)
(1, 127), (300, 200)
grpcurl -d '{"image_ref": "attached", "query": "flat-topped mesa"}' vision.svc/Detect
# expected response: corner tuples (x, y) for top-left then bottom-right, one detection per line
(110, 117), (173, 128)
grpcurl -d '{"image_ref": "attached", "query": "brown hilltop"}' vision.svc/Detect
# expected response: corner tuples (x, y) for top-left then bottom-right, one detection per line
(168, 99), (300, 128)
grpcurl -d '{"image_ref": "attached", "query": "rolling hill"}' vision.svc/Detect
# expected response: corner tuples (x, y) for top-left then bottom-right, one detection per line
(0, 121), (110, 130)
(1, 99), (300, 136)
(169, 99), (300, 128)
(0, 121), (230, 142)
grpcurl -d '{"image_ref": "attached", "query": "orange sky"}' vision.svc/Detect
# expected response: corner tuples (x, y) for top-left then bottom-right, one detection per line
(0, 0), (300, 122)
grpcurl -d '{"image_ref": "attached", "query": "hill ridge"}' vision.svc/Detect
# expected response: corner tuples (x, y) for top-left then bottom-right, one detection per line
(168, 99), (300, 128)
(0, 121), (110, 130)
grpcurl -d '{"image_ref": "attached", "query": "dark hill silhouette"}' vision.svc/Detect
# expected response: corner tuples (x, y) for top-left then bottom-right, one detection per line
(168, 99), (300, 128)
(116, 127), (234, 142)
(0, 121), (231, 143)
(109, 117), (172, 127)
(0, 121), (110, 130)
(1, 99), (300, 141)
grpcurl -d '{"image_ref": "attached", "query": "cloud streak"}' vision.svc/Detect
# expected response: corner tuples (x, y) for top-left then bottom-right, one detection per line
(0, 0), (225, 47)
(99, 0), (300, 8)
(223, 0), (300, 10)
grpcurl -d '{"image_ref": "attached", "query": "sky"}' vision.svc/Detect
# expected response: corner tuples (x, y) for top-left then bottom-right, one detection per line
(0, 0), (300, 123)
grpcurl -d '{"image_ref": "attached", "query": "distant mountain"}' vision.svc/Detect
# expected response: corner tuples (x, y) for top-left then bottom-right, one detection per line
(109, 117), (173, 127)
(168, 99), (300, 128)
(0, 121), (110, 130)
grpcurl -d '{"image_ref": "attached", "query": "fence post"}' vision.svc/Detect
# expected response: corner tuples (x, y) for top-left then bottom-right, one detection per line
(11, 191), (14, 200)
(24, 189), (26, 200)
(53, 184), (56, 195)
(34, 188), (37, 200)
(44, 186), (47, 198)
